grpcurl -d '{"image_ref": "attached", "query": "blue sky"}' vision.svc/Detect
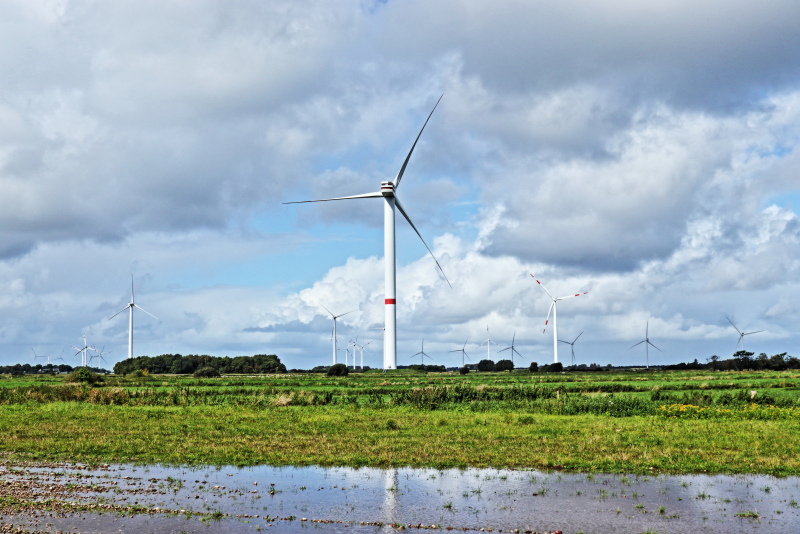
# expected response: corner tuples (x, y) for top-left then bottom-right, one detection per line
(2, 0), (800, 370)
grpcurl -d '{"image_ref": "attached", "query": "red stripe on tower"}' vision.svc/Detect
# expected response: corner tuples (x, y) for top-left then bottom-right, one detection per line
(385, 299), (396, 305)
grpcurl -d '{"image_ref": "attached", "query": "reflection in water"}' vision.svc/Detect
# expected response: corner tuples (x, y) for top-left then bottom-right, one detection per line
(382, 467), (398, 526)
(4, 464), (800, 533)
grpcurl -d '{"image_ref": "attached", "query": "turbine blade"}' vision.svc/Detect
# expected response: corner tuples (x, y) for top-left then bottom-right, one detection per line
(744, 330), (764, 335)
(630, 340), (645, 349)
(648, 341), (662, 352)
(499, 347), (510, 353)
(317, 302), (335, 317)
(133, 304), (158, 320)
(394, 95), (442, 188)
(283, 191), (382, 205)
(335, 310), (357, 319)
(109, 305), (130, 320)
(394, 196), (452, 287)
(725, 315), (743, 335)
(557, 291), (589, 300)
(543, 302), (555, 333)
(530, 274), (555, 300)
(574, 331), (584, 343)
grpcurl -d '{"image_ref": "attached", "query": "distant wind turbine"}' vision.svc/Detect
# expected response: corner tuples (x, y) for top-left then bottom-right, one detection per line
(412, 339), (432, 365)
(558, 331), (583, 366)
(319, 303), (355, 366)
(449, 337), (471, 367)
(31, 348), (49, 365)
(531, 274), (588, 364)
(725, 315), (763, 351)
(476, 325), (497, 361)
(109, 276), (158, 360)
(88, 345), (109, 367)
(73, 334), (100, 367)
(498, 332), (522, 364)
(286, 96), (451, 370)
(355, 339), (371, 369)
(630, 321), (661, 368)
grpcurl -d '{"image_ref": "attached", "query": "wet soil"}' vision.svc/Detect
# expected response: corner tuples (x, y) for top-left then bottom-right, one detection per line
(0, 462), (797, 533)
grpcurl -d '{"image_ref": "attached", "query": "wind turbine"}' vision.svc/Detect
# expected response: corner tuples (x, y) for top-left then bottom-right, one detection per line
(355, 339), (372, 369)
(531, 274), (588, 364)
(476, 325), (497, 361)
(319, 303), (355, 366)
(286, 96), (451, 370)
(725, 315), (763, 351)
(558, 331), (583, 366)
(31, 348), (49, 365)
(412, 339), (432, 365)
(88, 346), (109, 367)
(630, 321), (661, 368)
(73, 334), (99, 368)
(109, 276), (158, 360)
(351, 336), (372, 369)
(449, 337), (471, 367)
(498, 332), (522, 365)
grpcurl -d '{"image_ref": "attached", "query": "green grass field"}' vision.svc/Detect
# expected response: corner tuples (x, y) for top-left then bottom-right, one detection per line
(1, 369), (798, 475)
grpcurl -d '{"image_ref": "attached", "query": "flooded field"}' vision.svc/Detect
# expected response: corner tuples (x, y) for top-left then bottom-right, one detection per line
(1, 463), (798, 533)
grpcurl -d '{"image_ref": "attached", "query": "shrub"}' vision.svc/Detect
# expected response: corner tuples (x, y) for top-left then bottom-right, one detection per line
(127, 369), (150, 378)
(477, 359), (495, 372)
(193, 366), (220, 378)
(459, 366), (470, 375)
(494, 359), (514, 372)
(327, 363), (349, 377)
(64, 367), (103, 385)
(529, 362), (539, 373)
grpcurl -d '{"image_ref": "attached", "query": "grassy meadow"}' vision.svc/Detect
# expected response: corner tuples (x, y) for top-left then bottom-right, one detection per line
(1, 369), (798, 475)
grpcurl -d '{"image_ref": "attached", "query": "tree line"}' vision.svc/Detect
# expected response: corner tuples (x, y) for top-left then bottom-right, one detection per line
(0, 363), (75, 375)
(112, 353), (286, 375)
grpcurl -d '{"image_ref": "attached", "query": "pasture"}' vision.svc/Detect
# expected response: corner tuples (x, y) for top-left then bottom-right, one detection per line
(1, 369), (798, 475)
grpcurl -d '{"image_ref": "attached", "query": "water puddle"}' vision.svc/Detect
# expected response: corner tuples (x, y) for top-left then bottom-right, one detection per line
(1, 463), (798, 533)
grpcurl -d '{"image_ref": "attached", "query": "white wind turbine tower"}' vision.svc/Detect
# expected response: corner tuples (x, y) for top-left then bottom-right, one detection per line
(286, 96), (451, 370)
(109, 276), (158, 360)
(630, 320), (661, 368)
(725, 315), (763, 351)
(319, 303), (355, 366)
(558, 331), (583, 366)
(449, 338), (471, 367)
(476, 325), (497, 361)
(498, 332), (522, 365)
(531, 274), (588, 364)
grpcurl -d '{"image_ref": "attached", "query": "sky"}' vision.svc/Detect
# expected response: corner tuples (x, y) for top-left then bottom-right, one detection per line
(2, 0), (800, 370)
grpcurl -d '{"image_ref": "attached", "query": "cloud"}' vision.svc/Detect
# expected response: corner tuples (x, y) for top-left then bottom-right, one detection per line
(2, 0), (800, 369)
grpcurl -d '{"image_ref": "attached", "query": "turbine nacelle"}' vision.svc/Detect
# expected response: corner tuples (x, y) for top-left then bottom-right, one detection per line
(381, 181), (396, 197)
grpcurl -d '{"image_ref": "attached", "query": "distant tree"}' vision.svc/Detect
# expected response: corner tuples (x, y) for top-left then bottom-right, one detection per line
(529, 362), (539, 373)
(541, 362), (563, 373)
(193, 366), (220, 378)
(459, 366), (470, 375)
(494, 359), (514, 372)
(327, 363), (349, 376)
(477, 359), (495, 372)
